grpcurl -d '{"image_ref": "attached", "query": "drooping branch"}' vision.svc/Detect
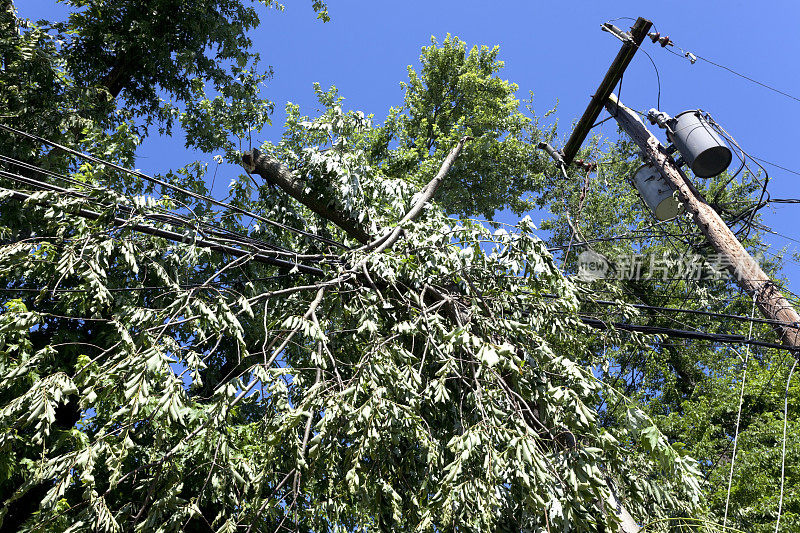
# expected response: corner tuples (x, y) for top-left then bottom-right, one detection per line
(242, 136), (471, 249)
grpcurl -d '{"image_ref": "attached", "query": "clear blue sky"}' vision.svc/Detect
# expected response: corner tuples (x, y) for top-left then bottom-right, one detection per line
(17, 0), (800, 293)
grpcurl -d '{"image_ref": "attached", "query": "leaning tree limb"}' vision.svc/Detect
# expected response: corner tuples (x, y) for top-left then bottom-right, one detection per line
(242, 149), (372, 245)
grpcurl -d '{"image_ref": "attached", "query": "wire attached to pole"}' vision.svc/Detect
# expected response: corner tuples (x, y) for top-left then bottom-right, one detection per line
(723, 293), (759, 528)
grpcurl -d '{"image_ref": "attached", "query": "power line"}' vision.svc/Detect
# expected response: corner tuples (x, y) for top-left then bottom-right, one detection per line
(0, 156), (334, 257)
(637, 45), (662, 111)
(0, 167), (292, 257)
(0, 185), (326, 276)
(750, 156), (800, 178)
(551, 294), (800, 331)
(0, 123), (347, 249)
(0, 274), (300, 296)
(661, 43), (800, 104)
(547, 231), (702, 252)
(769, 199), (800, 204)
(578, 314), (797, 354)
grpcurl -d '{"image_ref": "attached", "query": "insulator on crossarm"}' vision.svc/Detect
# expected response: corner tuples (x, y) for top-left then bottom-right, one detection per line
(648, 32), (673, 48)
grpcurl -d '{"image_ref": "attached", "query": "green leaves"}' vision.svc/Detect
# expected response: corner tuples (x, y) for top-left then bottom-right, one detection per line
(374, 34), (546, 219)
(0, 4), (721, 529)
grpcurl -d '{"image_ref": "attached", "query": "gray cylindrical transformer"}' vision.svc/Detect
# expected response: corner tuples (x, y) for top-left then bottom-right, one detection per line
(667, 110), (732, 178)
(633, 164), (683, 220)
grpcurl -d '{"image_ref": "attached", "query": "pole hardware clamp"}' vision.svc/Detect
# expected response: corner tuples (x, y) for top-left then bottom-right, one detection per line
(647, 109), (673, 130)
(537, 142), (566, 167)
(601, 23), (634, 44)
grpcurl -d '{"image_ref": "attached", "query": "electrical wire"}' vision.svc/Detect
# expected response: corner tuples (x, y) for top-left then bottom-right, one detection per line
(0, 157), (339, 259)
(0, 185), (326, 276)
(705, 348), (792, 483)
(661, 44), (800, 104)
(0, 157), (323, 256)
(774, 358), (797, 533)
(547, 231), (703, 252)
(553, 293), (800, 331)
(0, 168), (302, 259)
(750, 156), (800, 178)
(577, 314), (797, 354)
(0, 123), (348, 249)
(637, 45), (661, 111)
(723, 296), (758, 527)
(769, 198), (800, 204)
(702, 113), (771, 240)
(0, 274), (301, 296)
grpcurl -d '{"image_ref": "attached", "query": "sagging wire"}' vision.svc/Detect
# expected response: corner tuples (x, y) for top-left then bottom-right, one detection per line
(637, 45), (662, 112)
(0, 122), (348, 249)
(723, 294), (759, 528)
(702, 112), (771, 240)
(0, 163), (318, 260)
(0, 183), (327, 276)
(652, 34), (800, 105)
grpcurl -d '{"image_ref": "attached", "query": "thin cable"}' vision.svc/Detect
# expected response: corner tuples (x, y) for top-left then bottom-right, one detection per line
(723, 296), (758, 527)
(769, 198), (800, 204)
(0, 155), (296, 254)
(663, 46), (800, 104)
(697, 54), (800, 104)
(703, 113), (771, 238)
(705, 348), (792, 482)
(0, 123), (347, 248)
(577, 314), (798, 354)
(774, 358), (797, 533)
(589, 115), (615, 130)
(638, 45), (662, 111)
(0, 185), (326, 276)
(0, 274), (301, 295)
(546, 292), (800, 331)
(751, 156), (800, 178)
(0, 163), (326, 259)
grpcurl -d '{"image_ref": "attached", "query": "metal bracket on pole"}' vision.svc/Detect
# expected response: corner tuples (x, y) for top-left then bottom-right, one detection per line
(537, 142), (566, 168)
(647, 109), (673, 130)
(601, 23), (634, 44)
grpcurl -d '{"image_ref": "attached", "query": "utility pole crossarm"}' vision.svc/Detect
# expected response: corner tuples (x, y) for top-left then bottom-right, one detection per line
(606, 93), (800, 352)
(560, 17), (652, 166)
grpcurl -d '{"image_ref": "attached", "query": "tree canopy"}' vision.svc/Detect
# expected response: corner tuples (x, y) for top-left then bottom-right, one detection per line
(0, 1), (797, 532)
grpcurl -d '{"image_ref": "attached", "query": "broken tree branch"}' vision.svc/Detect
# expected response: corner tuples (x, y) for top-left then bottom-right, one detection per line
(242, 149), (372, 244)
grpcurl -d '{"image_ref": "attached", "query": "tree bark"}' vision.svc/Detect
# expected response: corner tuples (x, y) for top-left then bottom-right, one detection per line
(242, 149), (372, 245)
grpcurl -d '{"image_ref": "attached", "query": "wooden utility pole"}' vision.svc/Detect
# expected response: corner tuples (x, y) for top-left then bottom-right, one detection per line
(560, 17), (652, 165)
(606, 93), (800, 351)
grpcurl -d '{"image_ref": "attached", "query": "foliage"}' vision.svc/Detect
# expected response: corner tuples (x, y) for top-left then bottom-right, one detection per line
(533, 132), (800, 531)
(368, 35), (549, 220)
(2, 0), (793, 531)
(0, 100), (703, 530)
